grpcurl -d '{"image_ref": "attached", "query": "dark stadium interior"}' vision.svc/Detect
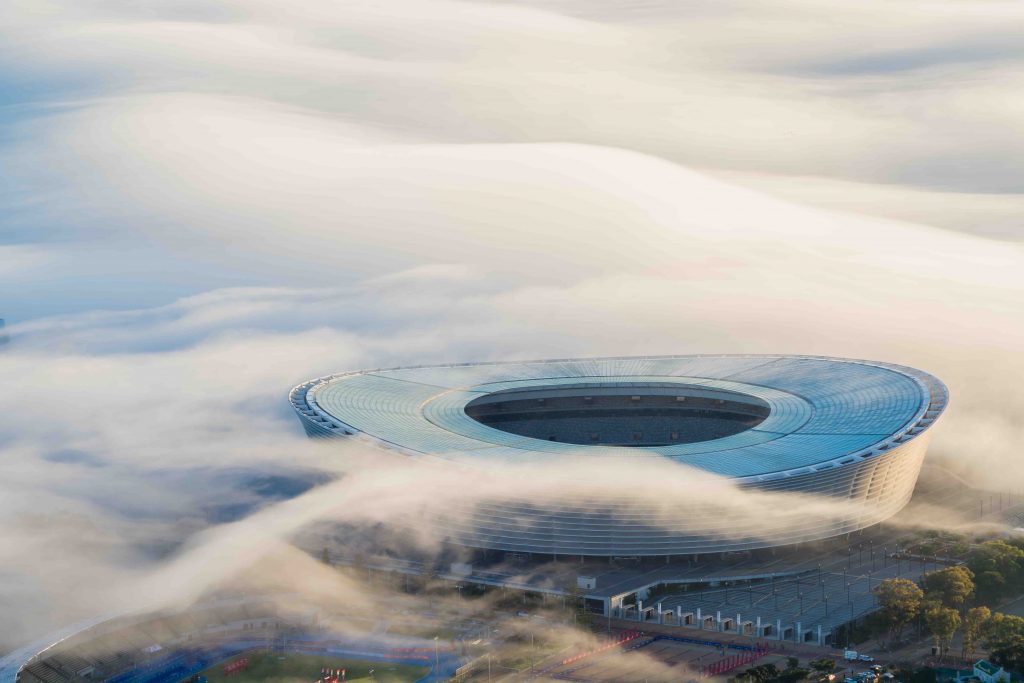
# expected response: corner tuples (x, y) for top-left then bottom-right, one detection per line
(464, 386), (769, 447)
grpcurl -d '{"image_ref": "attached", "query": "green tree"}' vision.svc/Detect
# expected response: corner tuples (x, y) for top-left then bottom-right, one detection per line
(874, 578), (925, 643)
(982, 613), (1024, 673)
(976, 570), (1008, 605)
(742, 663), (780, 682)
(924, 604), (961, 661)
(968, 542), (1024, 603)
(565, 582), (592, 629)
(809, 659), (836, 675)
(962, 606), (991, 661)
(922, 566), (975, 610)
(778, 668), (811, 683)
(786, 657), (800, 670)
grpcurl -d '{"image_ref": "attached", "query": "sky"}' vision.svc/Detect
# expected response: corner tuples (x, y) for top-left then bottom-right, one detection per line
(1, 0), (1024, 653)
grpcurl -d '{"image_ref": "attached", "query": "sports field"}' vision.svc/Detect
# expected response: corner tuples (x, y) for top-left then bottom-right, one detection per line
(189, 650), (429, 683)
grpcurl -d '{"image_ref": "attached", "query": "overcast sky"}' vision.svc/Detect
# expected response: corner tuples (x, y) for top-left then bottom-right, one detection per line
(1, 0), (1023, 651)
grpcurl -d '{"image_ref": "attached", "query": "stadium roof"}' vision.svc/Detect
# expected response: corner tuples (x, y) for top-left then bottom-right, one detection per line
(298, 355), (947, 482)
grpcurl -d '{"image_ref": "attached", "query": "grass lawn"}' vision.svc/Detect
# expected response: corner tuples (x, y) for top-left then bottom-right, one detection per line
(187, 650), (429, 683)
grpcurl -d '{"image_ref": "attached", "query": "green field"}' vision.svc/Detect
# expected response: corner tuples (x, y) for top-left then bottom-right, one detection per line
(187, 650), (429, 683)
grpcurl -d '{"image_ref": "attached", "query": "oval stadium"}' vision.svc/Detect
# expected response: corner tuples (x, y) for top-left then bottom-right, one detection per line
(290, 355), (947, 558)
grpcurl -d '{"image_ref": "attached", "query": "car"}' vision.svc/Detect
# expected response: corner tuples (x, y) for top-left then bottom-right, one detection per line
(859, 655), (875, 662)
(515, 610), (529, 617)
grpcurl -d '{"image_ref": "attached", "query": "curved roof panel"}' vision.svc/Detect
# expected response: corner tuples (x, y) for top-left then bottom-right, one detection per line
(298, 355), (947, 481)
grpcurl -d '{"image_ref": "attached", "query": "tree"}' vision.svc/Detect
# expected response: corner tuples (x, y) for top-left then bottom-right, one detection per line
(968, 542), (1024, 603)
(976, 571), (1009, 605)
(786, 657), (800, 670)
(922, 566), (975, 610)
(962, 606), (991, 661)
(742, 664), (780, 682)
(810, 659), (837, 675)
(565, 582), (592, 629)
(983, 613), (1024, 672)
(778, 667), (811, 683)
(924, 604), (961, 661)
(874, 578), (925, 643)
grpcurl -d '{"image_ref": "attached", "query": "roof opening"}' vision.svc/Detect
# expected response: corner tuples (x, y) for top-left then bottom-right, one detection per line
(464, 383), (769, 447)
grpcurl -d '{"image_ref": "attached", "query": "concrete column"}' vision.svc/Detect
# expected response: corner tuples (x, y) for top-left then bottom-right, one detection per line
(676, 606), (682, 620)
(716, 610), (722, 632)
(696, 607), (702, 625)
(796, 622), (802, 643)
(776, 619), (782, 640)
(817, 625), (823, 646)
(737, 613), (743, 634)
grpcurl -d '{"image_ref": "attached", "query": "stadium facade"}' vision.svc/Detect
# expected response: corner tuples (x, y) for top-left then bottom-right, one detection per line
(290, 355), (947, 557)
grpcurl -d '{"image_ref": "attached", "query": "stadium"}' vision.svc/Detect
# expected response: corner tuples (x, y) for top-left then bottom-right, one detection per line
(289, 355), (948, 558)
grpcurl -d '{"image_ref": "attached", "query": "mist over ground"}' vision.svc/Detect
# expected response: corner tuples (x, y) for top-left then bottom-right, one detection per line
(1, 0), (1023, 654)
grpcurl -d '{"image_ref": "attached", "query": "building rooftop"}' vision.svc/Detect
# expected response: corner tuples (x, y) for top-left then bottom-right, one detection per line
(297, 355), (947, 482)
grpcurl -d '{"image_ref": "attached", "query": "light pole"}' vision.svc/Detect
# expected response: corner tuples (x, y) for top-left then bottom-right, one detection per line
(530, 631), (535, 675)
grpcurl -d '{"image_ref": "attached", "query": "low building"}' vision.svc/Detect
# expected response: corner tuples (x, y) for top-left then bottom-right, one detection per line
(974, 660), (1010, 683)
